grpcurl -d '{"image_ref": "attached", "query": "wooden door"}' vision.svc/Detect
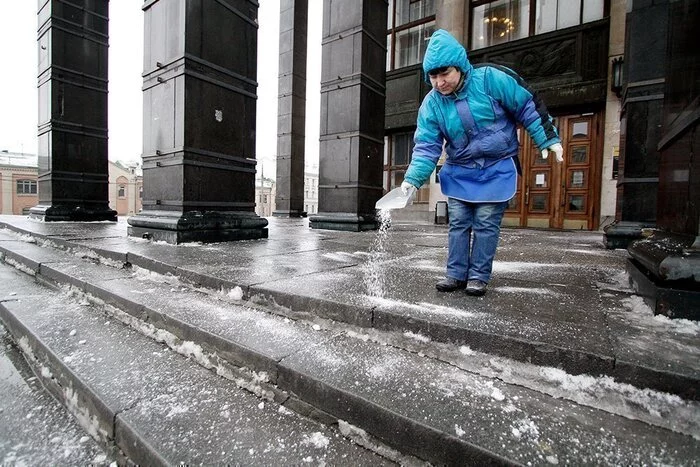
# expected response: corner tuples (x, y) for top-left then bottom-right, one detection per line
(503, 113), (601, 230)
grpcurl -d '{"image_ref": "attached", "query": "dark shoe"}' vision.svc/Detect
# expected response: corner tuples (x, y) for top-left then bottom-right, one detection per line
(465, 280), (487, 296)
(436, 277), (467, 292)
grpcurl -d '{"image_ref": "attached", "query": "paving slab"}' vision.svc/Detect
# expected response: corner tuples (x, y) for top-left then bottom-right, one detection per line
(255, 250), (615, 373)
(278, 332), (699, 466)
(0, 216), (125, 241)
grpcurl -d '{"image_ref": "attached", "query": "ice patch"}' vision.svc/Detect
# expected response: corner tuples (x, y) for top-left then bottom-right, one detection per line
(491, 388), (506, 401)
(301, 432), (329, 449)
(367, 296), (484, 320)
(493, 261), (565, 274)
(623, 295), (700, 335)
(404, 331), (430, 343)
(495, 286), (562, 296)
(227, 286), (244, 301)
(165, 405), (189, 418)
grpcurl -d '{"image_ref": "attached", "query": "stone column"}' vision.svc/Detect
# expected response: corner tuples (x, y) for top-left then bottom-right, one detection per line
(274, 0), (308, 218)
(604, 0), (668, 247)
(308, 0), (388, 231)
(436, 0), (468, 44)
(31, 0), (117, 222)
(128, 0), (267, 244)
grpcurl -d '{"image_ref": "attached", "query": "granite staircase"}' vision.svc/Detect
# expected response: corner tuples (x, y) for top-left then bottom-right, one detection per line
(0, 224), (698, 465)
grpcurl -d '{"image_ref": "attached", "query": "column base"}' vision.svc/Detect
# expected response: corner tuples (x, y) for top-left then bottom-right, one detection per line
(603, 221), (655, 249)
(627, 230), (700, 321)
(29, 204), (117, 222)
(127, 210), (268, 244)
(308, 213), (378, 232)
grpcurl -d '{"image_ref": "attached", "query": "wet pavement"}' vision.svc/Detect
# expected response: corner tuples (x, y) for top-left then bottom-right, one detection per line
(0, 214), (698, 399)
(0, 214), (698, 464)
(6, 218), (700, 388)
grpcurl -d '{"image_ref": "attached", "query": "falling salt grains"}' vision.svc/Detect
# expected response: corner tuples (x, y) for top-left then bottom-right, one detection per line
(362, 209), (392, 298)
(455, 425), (466, 437)
(69, 329), (77, 336)
(258, 402), (265, 409)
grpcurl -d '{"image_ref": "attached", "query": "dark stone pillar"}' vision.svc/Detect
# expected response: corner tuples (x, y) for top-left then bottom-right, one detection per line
(128, 0), (267, 244)
(274, 0), (308, 218)
(308, 0), (388, 232)
(31, 0), (117, 222)
(605, 0), (668, 247)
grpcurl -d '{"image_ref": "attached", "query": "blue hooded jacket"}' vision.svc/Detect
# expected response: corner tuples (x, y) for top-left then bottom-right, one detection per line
(404, 29), (561, 202)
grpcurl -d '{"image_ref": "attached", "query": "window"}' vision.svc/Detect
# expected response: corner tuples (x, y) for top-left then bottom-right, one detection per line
(471, 0), (605, 50)
(387, 0), (436, 71)
(384, 132), (431, 202)
(118, 185), (126, 198)
(16, 179), (37, 195)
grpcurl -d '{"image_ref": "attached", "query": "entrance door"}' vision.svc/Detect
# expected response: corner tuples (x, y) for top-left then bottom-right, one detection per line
(504, 113), (601, 230)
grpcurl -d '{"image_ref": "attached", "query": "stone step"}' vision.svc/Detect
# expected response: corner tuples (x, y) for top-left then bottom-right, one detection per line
(0, 325), (111, 465)
(0, 264), (395, 466)
(0, 224), (697, 401)
(0, 228), (698, 465)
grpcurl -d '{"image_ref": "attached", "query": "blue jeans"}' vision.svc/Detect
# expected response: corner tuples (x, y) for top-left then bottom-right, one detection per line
(446, 198), (508, 283)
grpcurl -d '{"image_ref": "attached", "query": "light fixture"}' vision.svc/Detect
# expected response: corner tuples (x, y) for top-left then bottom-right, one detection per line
(611, 57), (623, 97)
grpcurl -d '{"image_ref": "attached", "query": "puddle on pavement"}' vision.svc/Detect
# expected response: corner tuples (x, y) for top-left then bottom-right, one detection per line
(363, 209), (392, 298)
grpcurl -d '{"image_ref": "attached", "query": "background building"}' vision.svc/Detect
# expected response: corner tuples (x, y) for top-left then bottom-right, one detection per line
(0, 153), (143, 217)
(255, 176), (276, 217)
(304, 170), (318, 215)
(0, 151), (38, 215)
(384, 0), (625, 231)
(108, 160), (143, 216)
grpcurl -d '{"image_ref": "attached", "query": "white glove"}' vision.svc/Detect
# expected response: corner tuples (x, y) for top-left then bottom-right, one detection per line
(400, 181), (417, 196)
(541, 143), (564, 163)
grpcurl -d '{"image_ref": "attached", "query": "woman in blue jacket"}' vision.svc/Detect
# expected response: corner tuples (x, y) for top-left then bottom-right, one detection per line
(401, 29), (563, 296)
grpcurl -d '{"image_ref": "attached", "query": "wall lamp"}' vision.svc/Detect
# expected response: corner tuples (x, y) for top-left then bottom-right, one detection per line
(611, 57), (624, 98)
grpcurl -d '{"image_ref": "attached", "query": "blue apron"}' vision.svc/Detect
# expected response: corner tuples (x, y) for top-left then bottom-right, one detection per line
(438, 98), (517, 203)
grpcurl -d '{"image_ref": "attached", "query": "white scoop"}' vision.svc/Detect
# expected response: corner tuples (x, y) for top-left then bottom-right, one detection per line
(375, 186), (416, 210)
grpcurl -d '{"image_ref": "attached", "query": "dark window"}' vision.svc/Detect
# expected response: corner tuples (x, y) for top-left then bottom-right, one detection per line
(118, 185), (126, 198)
(16, 180), (37, 195)
(384, 132), (431, 202)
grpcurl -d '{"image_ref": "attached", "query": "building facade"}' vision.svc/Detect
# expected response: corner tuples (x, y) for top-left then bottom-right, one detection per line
(0, 152), (39, 215)
(0, 153), (143, 217)
(108, 160), (143, 216)
(255, 177), (276, 218)
(384, 0), (624, 230)
(304, 171), (319, 215)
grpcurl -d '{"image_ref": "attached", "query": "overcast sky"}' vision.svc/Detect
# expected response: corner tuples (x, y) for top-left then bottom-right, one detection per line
(0, 1), (321, 178)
